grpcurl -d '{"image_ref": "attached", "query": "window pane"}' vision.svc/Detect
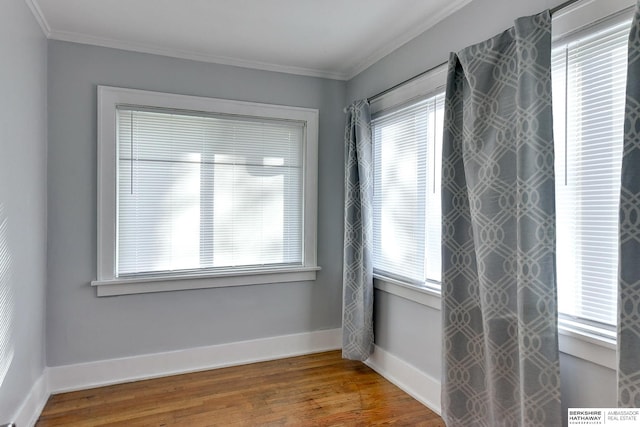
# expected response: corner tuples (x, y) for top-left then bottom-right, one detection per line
(426, 95), (444, 283)
(372, 93), (444, 285)
(552, 19), (629, 328)
(116, 108), (304, 276)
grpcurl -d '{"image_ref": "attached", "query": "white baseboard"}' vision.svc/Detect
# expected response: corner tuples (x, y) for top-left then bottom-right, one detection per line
(48, 328), (342, 394)
(365, 345), (442, 415)
(13, 373), (49, 427)
(15, 328), (341, 426)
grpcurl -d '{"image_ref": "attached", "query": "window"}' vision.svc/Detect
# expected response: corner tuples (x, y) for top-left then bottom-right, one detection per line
(552, 5), (633, 338)
(369, 1), (633, 342)
(95, 87), (319, 296)
(371, 87), (445, 289)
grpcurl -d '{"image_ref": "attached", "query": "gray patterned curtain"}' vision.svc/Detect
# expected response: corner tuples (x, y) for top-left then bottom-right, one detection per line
(441, 11), (561, 426)
(619, 0), (640, 408)
(342, 100), (374, 361)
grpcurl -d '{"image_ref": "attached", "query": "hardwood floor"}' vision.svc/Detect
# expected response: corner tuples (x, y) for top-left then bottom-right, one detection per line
(37, 350), (444, 426)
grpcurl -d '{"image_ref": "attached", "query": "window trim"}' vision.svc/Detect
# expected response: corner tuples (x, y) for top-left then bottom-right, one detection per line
(370, 64), (447, 295)
(373, 279), (616, 370)
(372, 93), (445, 285)
(369, 66), (447, 321)
(551, 0), (634, 345)
(369, 0), (632, 370)
(93, 86), (319, 296)
(552, 0), (634, 43)
(374, 275), (441, 310)
(369, 65), (447, 116)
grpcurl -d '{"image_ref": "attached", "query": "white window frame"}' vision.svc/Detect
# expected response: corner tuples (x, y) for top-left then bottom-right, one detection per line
(551, 0), (635, 369)
(93, 86), (319, 297)
(370, 65), (447, 311)
(371, 0), (634, 370)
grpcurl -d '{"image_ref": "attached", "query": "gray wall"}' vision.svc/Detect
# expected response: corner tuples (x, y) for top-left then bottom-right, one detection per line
(0, 0), (48, 420)
(46, 41), (346, 366)
(348, 0), (567, 103)
(29, 0), (620, 417)
(347, 0), (618, 417)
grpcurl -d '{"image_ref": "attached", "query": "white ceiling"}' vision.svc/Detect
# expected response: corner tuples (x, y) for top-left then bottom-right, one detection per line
(26, 0), (473, 80)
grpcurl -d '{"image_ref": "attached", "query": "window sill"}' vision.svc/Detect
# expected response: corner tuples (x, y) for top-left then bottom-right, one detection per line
(372, 276), (616, 370)
(91, 266), (321, 297)
(373, 275), (441, 310)
(558, 324), (616, 370)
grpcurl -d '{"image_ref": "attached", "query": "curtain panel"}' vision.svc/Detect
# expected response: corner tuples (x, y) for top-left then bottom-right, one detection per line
(342, 100), (374, 361)
(441, 11), (561, 426)
(619, 0), (640, 408)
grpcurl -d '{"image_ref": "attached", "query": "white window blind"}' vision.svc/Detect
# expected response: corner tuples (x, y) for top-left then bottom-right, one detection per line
(552, 17), (630, 330)
(116, 107), (304, 277)
(372, 93), (444, 286)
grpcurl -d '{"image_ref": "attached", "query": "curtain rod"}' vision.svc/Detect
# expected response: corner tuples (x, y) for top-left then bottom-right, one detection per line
(367, 60), (448, 103)
(550, 0), (582, 16)
(367, 0), (583, 104)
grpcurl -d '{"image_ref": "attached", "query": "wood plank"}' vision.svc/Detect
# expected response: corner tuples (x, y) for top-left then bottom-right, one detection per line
(36, 350), (444, 426)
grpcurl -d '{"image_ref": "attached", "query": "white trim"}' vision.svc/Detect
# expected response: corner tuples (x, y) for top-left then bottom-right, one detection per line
(548, 0), (626, 371)
(32, 0), (472, 81)
(374, 278), (617, 370)
(370, 66), (446, 312)
(47, 29), (348, 81)
(97, 85), (320, 119)
(558, 327), (616, 370)
(12, 373), (49, 427)
(345, 0), (473, 80)
(365, 335), (616, 416)
(374, 277), (441, 310)
(92, 266), (321, 297)
(365, 345), (442, 415)
(47, 328), (341, 394)
(552, 0), (635, 41)
(11, 329), (340, 425)
(23, 0), (51, 37)
(369, 64), (447, 115)
(97, 86), (319, 296)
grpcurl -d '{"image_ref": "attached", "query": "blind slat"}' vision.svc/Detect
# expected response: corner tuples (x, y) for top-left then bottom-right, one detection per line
(116, 108), (304, 276)
(372, 93), (444, 284)
(553, 16), (629, 328)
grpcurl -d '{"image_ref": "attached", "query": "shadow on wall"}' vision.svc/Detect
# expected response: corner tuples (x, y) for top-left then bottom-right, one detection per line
(0, 204), (14, 388)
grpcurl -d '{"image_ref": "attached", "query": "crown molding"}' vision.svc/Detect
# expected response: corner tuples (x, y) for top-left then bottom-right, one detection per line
(47, 29), (350, 81)
(23, 0), (51, 37)
(26, 0), (473, 82)
(345, 0), (474, 80)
